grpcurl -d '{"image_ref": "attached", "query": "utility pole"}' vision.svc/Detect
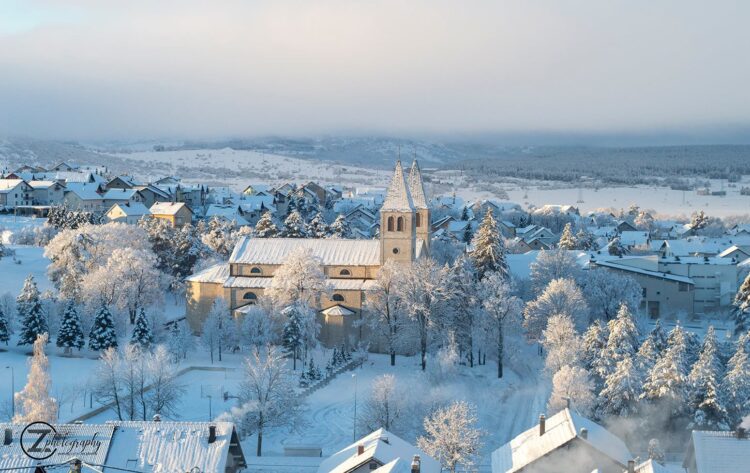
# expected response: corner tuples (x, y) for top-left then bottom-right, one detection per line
(5, 366), (14, 419)
(352, 373), (358, 442)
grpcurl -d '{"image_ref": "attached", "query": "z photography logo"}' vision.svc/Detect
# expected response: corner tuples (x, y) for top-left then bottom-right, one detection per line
(20, 422), (103, 461)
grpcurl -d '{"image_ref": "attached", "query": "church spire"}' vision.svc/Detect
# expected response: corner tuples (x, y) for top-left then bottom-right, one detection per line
(408, 160), (428, 209)
(382, 160), (414, 211)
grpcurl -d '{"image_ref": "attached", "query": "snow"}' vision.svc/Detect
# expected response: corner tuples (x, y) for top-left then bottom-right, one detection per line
(150, 201), (189, 215)
(0, 179), (24, 192)
(185, 263), (230, 284)
(109, 202), (150, 216)
(381, 161), (414, 212)
(65, 182), (102, 200)
(689, 430), (750, 473)
(229, 237), (381, 266)
(0, 245), (53, 295)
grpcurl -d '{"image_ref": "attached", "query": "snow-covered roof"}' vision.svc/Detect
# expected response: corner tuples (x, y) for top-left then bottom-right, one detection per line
(102, 188), (140, 200)
(186, 263), (230, 283)
(239, 195), (276, 213)
(27, 180), (62, 189)
(630, 459), (671, 473)
(619, 231), (649, 247)
(0, 179), (25, 192)
(491, 409), (633, 473)
(408, 160), (428, 209)
(317, 428), (440, 473)
(206, 204), (241, 221)
(688, 430), (750, 473)
(593, 260), (694, 284)
(224, 276), (378, 291)
(229, 237), (381, 266)
(322, 305), (355, 316)
(150, 201), (191, 215)
(65, 182), (102, 200)
(108, 202), (150, 217)
(381, 161), (415, 212)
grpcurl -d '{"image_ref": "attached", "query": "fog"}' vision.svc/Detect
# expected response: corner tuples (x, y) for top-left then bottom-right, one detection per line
(1, 0), (750, 141)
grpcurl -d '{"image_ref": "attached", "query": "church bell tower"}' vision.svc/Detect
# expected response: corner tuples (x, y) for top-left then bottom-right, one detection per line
(380, 161), (416, 265)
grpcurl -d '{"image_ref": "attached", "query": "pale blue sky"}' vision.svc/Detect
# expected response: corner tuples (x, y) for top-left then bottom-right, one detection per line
(1, 0), (749, 141)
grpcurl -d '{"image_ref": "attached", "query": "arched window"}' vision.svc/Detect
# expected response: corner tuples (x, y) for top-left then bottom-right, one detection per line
(332, 293), (345, 302)
(397, 216), (404, 232)
(416, 213), (421, 228)
(243, 292), (258, 304)
(250, 267), (262, 275)
(387, 216), (394, 232)
(339, 269), (351, 276)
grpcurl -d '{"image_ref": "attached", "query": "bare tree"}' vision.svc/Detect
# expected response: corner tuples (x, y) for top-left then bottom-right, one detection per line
(92, 348), (124, 420)
(478, 272), (522, 378)
(417, 401), (482, 473)
(365, 261), (405, 366)
(147, 345), (185, 418)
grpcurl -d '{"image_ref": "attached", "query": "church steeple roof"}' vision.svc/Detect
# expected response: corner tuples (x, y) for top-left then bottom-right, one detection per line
(381, 160), (415, 212)
(408, 160), (428, 210)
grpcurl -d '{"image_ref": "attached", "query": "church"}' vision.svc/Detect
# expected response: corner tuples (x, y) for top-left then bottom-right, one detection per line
(185, 160), (431, 347)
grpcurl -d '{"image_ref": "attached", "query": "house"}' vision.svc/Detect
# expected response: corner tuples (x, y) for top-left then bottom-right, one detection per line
(491, 409), (633, 473)
(242, 183), (272, 196)
(0, 421), (247, 473)
(717, 245), (750, 261)
(50, 161), (79, 171)
(344, 205), (379, 236)
(206, 204), (244, 224)
(625, 459), (671, 473)
(150, 202), (193, 227)
(683, 429), (750, 473)
(618, 231), (650, 250)
(106, 202), (151, 224)
(105, 175), (138, 190)
(616, 220), (638, 233)
(63, 183), (105, 212)
(238, 195), (277, 222)
(186, 160), (431, 347)
(28, 180), (65, 205)
(133, 184), (171, 208)
(317, 429), (440, 473)
(301, 181), (328, 204)
(516, 225), (556, 247)
(0, 179), (33, 208)
(102, 188), (144, 207)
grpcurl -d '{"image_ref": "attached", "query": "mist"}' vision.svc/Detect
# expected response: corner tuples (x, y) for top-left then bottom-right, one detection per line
(1, 0), (750, 141)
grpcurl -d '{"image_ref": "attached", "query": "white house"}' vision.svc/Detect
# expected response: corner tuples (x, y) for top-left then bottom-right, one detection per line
(63, 183), (105, 212)
(683, 429), (750, 473)
(106, 202), (151, 224)
(0, 179), (33, 208)
(28, 180), (66, 205)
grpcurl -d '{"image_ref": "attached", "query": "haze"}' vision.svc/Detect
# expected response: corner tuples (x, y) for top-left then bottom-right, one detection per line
(1, 0), (749, 142)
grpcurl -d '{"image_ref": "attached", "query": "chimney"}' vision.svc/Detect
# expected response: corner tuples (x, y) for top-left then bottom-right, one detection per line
(208, 425), (217, 444)
(539, 414), (546, 436)
(627, 460), (635, 473)
(152, 414), (161, 422)
(357, 444), (365, 456)
(3, 428), (11, 445)
(579, 428), (588, 440)
(411, 454), (421, 473)
(737, 427), (747, 439)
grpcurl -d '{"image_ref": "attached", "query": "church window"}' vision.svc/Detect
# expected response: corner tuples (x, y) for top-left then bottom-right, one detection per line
(387, 216), (394, 232)
(397, 216), (404, 232)
(332, 293), (345, 302)
(243, 292), (258, 303)
(339, 269), (351, 276)
(250, 267), (262, 274)
(416, 213), (421, 228)
(392, 248), (399, 254)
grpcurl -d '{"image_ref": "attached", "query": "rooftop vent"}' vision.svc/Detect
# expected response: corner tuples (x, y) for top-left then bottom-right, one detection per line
(539, 414), (546, 436)
(208, 425), (217, 444)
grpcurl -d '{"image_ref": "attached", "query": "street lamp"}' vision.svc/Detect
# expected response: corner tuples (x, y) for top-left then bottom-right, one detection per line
(207, 394), (213, 421)
(5, 366), (14, 420)
(352, 373), (358, 442)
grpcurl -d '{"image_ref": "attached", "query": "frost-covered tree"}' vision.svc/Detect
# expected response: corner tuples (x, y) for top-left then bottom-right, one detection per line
(281, 210), (307, 238)
(0, 305), (10, 346)
(469, 208), (508, 280)
(14, 333), (58, 424)
(583, 269), (642, 321)
(396, 258), (451, 371)
(201, 217), (238, 258)
(17, 275), (48, 347)
(721, 341), (750, 427)
(202, 298), (232, 363)
(733, 272), (750, 335)
(93, 348), (124, 419)
(266, 247), (329, 307)
(365, 260), (405, 366)
(608, 236), (627, 256)
(232, 346), (305, 456)
(641, 330), (690, 423)
(648, 320), (669, 354)
(542, 314), (583, 375)
(575, 228), (596, 251)
(56, 299), (84, 354)
(328, 214), (351, 239)
(305, 212), (330, 238)
(635, 336), (660, 378)
(582, 320), (607, 374)
(89, 303), (118, 351)
(478, 272), (522, 378)
(417, 401), (482, 473)
(446, 255), (480, 367)
(634, 211), (655, 232)
(240, 304), (277, 350)
(648, 438), (665, 464)
(523, 278), (589, 341)
(146, 345), (186, 419)
(598, 356), (642, 417)
(557, 223), (577, 250)
(359, 374), (408, 434)
(594, 304), (640, 381)
(167, 320), (194, 361)
(529, 248), (583, 295)
(281, 304), (304, 370)
(688, 327), (729, 430)
(548, 364), (595, 417)
(130, 307), (153, 350)
(253, 211), (278, 238)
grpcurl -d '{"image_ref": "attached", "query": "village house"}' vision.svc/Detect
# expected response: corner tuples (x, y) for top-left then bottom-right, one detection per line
(105, 202), (151, 224)
(105, 175), (139, 190)
(132, 184), (171, 208)
(186, 160), (431, 347)
(150, 201), (193, 227)
(683, 429), (750, 473)
(63, 183), (105, 212)
(102, 188), (145, 207)
(28, 180), (65, 205)
(0, 179), (33, 209)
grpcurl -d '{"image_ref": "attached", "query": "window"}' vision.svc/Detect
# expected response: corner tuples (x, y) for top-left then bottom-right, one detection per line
(339, 269), (351, 276)
(332, 294), (345, 302)
(416, 213), (421, 228)
(392, 248), (399, 254)
(642, 287), (647, 298)
(397, 216), (404, 232)
(387, 216), (394, 232)
(243, 292), (258, 303)
(250, 267), (262, 274)
(678, 282), (689, 292)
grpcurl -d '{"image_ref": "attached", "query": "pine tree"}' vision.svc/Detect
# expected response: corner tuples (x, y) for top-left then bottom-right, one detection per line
(462, 223), (473, 244)
(56, 300), (84, 354)
(306, 212), (330, 238)
(282, 210), (307, 238)
(598, 356), (642, 417)
(0, 305), (9, 346)
(648, 320), (669, 353)
(636, 336), (660, 376)
(17, 275), (47, 346)
(641, 328), (690, 421)
(13, 333), (58, 424)
(582, 320), (607, 372)
(721, 341), (750, 427)
(282, 305), (304, 370)
(89, 303), (118, 351)
(460, 206), (469, 221)
(558, 223), (577, 250)
(733, 272), (750, 335)
(130, 307), (153, 350)
(575, 228), (595, 251)
(469, 208), (508, 280)
(608, 236), (626, 256)
(329, 214), (351, 239)
(687, 326), (729, 429)
(253, 211), (278, 238)
(594, 304), (640, 381)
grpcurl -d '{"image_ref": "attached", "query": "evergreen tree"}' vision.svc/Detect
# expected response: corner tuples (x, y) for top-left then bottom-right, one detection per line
(594, 304), (640, 381)
(306, 212), (330, 238)
(648, 320), (669, 353)
(462, 223), (473, 244)
(575, 228), (595, 251)
(721, 341), (750, 427)
(598, 356), (642, 417)
(635, 336), (660, 376)
(582, 320), (607, 387)
(329, 214), (351, 239)
(687, 327), (729, 429)
(253, 211), (278, 238)
(733, 272), (750, 335)
(17, 275), (47, 346)
(0, 306), (9, 346)
(460, 206), (469, 221)
(607, 236), (626, 256)
(641, 327), (690, 422)
(13, 333), (58, 423)
(558, 223), (577, 250)
(282, 210), (307, 238)
(282, 305), (304, 370)
(56, 300), (84, 354)
(130, 307), (153, 350)
(89, 303), (118, 351)
(469, 208), (508, 280)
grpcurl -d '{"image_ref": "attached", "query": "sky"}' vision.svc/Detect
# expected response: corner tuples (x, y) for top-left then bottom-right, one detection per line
(1, 0), (749, 142)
